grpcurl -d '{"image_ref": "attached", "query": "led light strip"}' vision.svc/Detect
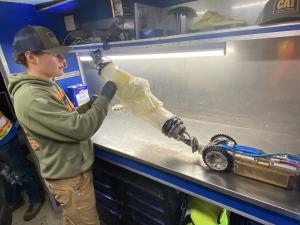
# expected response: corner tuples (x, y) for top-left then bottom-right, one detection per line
(79, 50), (225, 61)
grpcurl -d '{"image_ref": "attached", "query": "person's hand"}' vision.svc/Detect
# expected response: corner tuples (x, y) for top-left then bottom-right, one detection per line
(101, 81), (117, 101)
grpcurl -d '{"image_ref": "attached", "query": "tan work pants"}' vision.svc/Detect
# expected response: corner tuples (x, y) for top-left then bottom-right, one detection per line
(46, 171), (100, 225)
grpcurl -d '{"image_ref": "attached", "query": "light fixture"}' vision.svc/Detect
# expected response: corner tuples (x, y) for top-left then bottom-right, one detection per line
(79, 56), (94, 61)
(79, 50), (225, 61)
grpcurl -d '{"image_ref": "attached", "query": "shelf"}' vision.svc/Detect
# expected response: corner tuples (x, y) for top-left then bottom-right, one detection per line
(71, 22), (300, 53)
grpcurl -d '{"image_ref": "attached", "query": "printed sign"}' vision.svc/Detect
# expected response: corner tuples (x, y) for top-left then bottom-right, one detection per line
(274, 0), (299, 14)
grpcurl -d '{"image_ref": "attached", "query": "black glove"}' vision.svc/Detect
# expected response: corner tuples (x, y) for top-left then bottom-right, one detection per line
(101, 81), (117, 101)
(162, 117), (186, 140)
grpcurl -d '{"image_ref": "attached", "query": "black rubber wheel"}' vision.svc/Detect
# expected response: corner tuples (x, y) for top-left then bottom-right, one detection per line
(0, 177), (12, 225)
(210, 134), (237, 146)
(202, 146), (233, 172)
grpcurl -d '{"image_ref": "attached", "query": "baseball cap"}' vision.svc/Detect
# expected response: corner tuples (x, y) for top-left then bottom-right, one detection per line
(258, 0), (300, 25)
(13, 25), (71, 54)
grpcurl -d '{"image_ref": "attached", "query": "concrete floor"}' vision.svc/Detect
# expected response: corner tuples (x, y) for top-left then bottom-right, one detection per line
(12, 200), (63, 225)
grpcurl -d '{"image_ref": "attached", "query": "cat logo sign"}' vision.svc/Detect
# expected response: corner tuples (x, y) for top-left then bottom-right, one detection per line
(274, 0), (299, 14)
(258, 0), (300, 24)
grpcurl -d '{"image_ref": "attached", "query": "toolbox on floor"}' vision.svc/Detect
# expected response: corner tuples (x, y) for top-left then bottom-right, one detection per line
(93, 158), (183, 225)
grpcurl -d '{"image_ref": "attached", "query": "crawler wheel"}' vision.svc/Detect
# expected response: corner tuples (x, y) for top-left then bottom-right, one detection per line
(210, 134), (237, 146)
(202, 146), (233, 172)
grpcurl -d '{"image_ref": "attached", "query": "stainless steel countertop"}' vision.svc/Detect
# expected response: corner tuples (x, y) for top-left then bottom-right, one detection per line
(92, 110), (300, 221)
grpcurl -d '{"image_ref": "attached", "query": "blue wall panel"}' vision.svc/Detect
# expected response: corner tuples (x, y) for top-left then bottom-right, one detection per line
(0, 2), (38, 74)
(35, 10), (67, 42)
(0, 1), (68, 74)
(0, 1), (81, 92)
(74, 0), (112, 24)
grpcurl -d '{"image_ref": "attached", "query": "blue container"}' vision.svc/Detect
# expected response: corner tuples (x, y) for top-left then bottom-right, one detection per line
(67, 84), (90, 107)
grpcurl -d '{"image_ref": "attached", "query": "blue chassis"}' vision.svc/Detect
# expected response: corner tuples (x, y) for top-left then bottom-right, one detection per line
(216, 143), (300, 165)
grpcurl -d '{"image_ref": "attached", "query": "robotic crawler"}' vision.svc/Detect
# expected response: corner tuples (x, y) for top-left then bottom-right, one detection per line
(201, 134), (300, 171)
(201, 134), (300, 189)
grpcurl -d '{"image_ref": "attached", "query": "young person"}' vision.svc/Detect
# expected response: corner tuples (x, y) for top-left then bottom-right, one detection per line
(8, 25), (117, 225)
